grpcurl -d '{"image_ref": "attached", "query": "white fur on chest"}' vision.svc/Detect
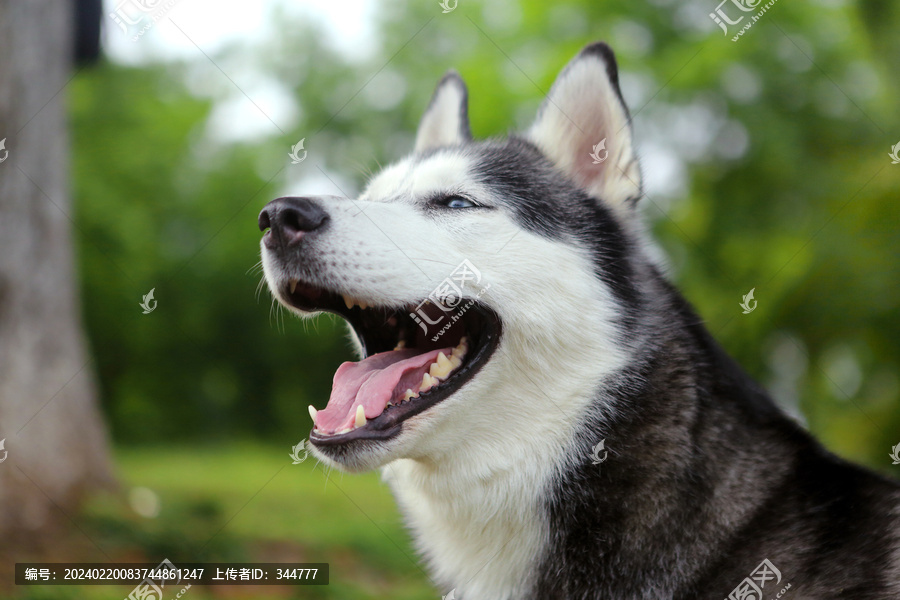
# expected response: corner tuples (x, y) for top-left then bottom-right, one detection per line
(383, 452), (551, 600)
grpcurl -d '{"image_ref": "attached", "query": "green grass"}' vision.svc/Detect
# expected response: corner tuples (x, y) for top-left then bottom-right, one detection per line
(15, 444), (436, 599)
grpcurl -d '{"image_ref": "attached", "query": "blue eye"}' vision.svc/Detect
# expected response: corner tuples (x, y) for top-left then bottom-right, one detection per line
(442, 196), (476, 209)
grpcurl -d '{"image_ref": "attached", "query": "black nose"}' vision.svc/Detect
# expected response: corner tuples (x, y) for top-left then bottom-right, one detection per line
(259, 196), (329, 249)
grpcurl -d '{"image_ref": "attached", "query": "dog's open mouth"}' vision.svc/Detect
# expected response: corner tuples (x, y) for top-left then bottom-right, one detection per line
(281, 279), (501, 445)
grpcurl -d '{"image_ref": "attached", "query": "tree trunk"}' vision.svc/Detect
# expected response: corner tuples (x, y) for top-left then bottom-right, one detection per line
(0, 0), (114, 541)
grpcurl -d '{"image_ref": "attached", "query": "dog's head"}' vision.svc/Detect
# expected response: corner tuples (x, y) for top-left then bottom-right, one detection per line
(259, 43), (645, 472)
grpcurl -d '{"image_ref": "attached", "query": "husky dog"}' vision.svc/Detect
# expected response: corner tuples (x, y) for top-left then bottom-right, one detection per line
(258, 43), (900, 599)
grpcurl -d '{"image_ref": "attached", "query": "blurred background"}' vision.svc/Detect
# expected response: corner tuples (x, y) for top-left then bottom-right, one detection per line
(0, 0), (898, 597)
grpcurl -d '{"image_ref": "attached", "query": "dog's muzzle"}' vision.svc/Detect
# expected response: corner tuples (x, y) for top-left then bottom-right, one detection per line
(256, 193), (502, 442)
(258, 196), (330, 252)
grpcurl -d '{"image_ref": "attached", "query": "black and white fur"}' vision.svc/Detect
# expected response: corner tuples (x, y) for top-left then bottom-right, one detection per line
(260, 43), (900, 599)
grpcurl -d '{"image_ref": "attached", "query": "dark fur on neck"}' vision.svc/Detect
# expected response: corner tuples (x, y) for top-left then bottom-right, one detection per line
(531, 273), (900, 599)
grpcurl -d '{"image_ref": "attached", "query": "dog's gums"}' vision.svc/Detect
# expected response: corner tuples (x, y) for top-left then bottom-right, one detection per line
(276, 278), (501, 444)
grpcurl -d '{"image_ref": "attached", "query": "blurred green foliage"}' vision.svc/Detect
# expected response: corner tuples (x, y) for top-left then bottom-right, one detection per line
(70, 0), (900, 469)
(19, 445), (433, 599)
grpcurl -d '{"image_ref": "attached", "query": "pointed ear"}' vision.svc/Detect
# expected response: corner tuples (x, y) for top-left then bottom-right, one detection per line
(527, 43), (641, 210)
(414, 70), (472, 152)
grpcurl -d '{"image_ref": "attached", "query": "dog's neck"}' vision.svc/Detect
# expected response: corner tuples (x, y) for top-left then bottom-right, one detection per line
(382, 318), (635, 599)
(382, 417), (572, 599)
(382, 273), (799, 599)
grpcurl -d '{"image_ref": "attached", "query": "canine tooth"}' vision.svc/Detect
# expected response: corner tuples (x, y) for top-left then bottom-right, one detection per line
(308, 405), (317, 421)
(355, 405), (366, 428)
(289, 279), (299, 293)
(343, 295), (354, 309)
(421, 373), (437, 392)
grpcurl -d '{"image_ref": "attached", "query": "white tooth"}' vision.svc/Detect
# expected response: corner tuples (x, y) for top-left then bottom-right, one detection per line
(394, 340), (407, 350)
(421, 373), (437, 392)
(449, 355), (462, 369)
(308, 405), (317, 421)
(289, 279), (299, 293)
(386, 401), (394, 407)
(429, 353), (453, 380)
(403, 388), (417, 402)
(343, 295), (354, 309)
(336, 427), (351, 434)
(355, 405), (366, 428)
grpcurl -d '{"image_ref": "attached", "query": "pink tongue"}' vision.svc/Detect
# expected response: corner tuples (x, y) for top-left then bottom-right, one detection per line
(314, 347), (453, 433)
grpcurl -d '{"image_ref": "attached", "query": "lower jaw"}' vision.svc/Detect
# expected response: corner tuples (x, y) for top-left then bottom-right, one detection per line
(309, 422), (402, 446)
